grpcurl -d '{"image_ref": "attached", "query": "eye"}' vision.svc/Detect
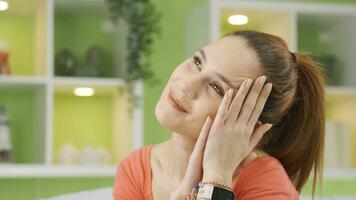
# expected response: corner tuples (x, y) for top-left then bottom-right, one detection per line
(209, 82), (225, 96)
(193, 56), (202, 71)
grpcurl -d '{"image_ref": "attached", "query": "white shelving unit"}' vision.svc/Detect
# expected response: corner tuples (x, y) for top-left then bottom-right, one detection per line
(0, 76), (47, 85)
(0, 164), (116, 178)
(187, 0), (356, 179)
(0, 0), (143, 177)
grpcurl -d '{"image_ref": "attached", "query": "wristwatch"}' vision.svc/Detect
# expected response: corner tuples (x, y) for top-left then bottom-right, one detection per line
(196, 183), (235, 200)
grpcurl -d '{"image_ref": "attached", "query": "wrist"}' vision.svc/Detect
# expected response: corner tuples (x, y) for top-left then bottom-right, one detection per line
(169, 191), (183, 200)
(202, 171), (233, 188)
(170, 185), (195, 200)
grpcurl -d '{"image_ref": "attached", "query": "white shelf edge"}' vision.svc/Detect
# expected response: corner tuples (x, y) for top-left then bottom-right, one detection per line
(1, 165), (355, 179)
(216, 0), (356, 15)
(132, 80), (144, 150)
(0, 76), (48, 85)
(323, 168), (356, 179)
(52, 77), (127, 87)
(325, 86), (356, 95)
(0, 164), (116, 178)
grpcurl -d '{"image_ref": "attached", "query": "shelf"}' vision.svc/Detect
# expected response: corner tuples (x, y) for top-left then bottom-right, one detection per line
(0, 76), (126, 87)
(0, 76), (47, 86)
(0, 0), (141, 182)
(52, 83), (132, 165)
(219, 8), (295, 50)
(324, 168), (356, 179)
(326, 86), (356, 95)
(53, 77), (126, 87)
(0, 164), (116, 178)
(0, 86), (47, 164)
(0, 166), (355, 179)
(0, 0), (47, 76)
(325, 90), (356, 169)
(298, 13), (356, 87)
(307, 168), (356, 179)
(54, 0), (125, 78)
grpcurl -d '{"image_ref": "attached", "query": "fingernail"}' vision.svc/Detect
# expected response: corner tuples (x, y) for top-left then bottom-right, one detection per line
(245, 79), (252, 88)
(266, 123), (273, 130)
(266, 83), (273, 93)
(259, 76), (267, 85)
(225, 89), (231, 97)
(229, 88), (234, 95)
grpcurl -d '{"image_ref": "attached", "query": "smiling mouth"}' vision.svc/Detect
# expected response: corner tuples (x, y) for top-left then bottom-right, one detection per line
(167, 92), (188, 113)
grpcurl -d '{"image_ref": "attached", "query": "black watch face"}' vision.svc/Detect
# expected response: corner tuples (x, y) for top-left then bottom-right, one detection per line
(212, 187), (235, 200)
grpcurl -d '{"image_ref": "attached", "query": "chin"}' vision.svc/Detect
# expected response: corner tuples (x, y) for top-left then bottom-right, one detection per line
(155, 99), (178, 130)
(154, 100), (198, 139)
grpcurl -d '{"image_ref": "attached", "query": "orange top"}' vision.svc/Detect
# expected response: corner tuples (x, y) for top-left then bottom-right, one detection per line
(113, 145), (299, 200)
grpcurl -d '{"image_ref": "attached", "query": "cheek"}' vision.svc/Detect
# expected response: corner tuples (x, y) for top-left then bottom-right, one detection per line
(169, 61), (192, 82)
(195, 98), (221, 120)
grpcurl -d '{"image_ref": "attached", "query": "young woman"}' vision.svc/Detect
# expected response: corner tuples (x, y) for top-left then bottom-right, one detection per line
(113, 30), (325, 200)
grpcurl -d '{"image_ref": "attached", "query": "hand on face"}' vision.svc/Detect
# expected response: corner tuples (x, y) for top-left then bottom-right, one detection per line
(170, 76), (272, 199)
(202, 75), (273, 185)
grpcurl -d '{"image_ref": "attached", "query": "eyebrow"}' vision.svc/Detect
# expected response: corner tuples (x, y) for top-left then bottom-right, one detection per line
(199, 49), (207, 64)
(198, 49), (240, 90)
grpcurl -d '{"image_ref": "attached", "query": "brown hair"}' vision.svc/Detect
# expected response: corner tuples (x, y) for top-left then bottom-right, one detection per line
(225, 30), (325, 197)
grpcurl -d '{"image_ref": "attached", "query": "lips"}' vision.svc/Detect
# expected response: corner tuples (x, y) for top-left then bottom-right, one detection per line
(168, 91), (189, 113)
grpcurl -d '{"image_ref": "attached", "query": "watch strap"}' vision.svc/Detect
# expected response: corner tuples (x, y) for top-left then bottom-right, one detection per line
(197, 183), (235, 200)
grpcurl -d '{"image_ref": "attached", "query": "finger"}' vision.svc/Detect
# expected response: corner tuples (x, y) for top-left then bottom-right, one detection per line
(184, 117), (213, 190)
(180, 116), (212, 194)
(225, 79), (252, 124)
(236, 75), (266, 126)
(254, 121), (262, 131)
(247, 83), (272, 129)
(192, 116), (212, 156)
(213, 88), (234, 126)
(249, 123), (273, 148)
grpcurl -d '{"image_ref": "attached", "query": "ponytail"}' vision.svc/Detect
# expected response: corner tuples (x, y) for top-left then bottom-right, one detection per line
(292, 52), (325, 195)
(226, 30), (326, 198)
(267, 52), (325, 196)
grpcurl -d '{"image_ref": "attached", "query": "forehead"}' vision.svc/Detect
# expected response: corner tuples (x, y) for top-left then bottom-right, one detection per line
(203, 36), (261, 82)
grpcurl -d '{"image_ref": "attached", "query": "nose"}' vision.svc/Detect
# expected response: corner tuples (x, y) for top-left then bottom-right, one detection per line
(177, 76), (199, 99)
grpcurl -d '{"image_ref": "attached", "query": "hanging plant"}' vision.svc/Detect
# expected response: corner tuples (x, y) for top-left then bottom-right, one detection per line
(105, 0), (161, 113)
(105, 0), (161, 82)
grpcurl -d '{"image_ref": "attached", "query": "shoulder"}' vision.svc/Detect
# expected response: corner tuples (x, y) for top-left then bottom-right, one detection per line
(118, 145), (153, 172)
(233, 156), (299, 199)
(113, 145), (154, 199)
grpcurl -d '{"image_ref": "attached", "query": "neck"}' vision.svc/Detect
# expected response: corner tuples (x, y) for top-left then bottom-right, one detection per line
(159, 132), (197, 185)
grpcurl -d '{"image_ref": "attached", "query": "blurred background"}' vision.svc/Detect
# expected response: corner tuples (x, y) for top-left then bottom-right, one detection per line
(0, 0), (356, 199)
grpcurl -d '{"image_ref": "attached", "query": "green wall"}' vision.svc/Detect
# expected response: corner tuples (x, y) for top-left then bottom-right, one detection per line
(53, 93), (113, 163)
(0, 178), (113, 200)
(143, 0), (205, 145)
(0, 88), (38, 163)
(0, 14), (35, 75)
(302, 179), (356, 196)
(55, 14), (115, 77)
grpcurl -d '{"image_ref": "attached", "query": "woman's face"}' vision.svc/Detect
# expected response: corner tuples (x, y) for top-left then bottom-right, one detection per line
(155, 36), (262, 139)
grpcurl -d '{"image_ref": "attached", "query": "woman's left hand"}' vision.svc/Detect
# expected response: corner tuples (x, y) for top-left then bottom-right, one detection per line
(170, 115), (213, 200)
(202, 76), (273, 187)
